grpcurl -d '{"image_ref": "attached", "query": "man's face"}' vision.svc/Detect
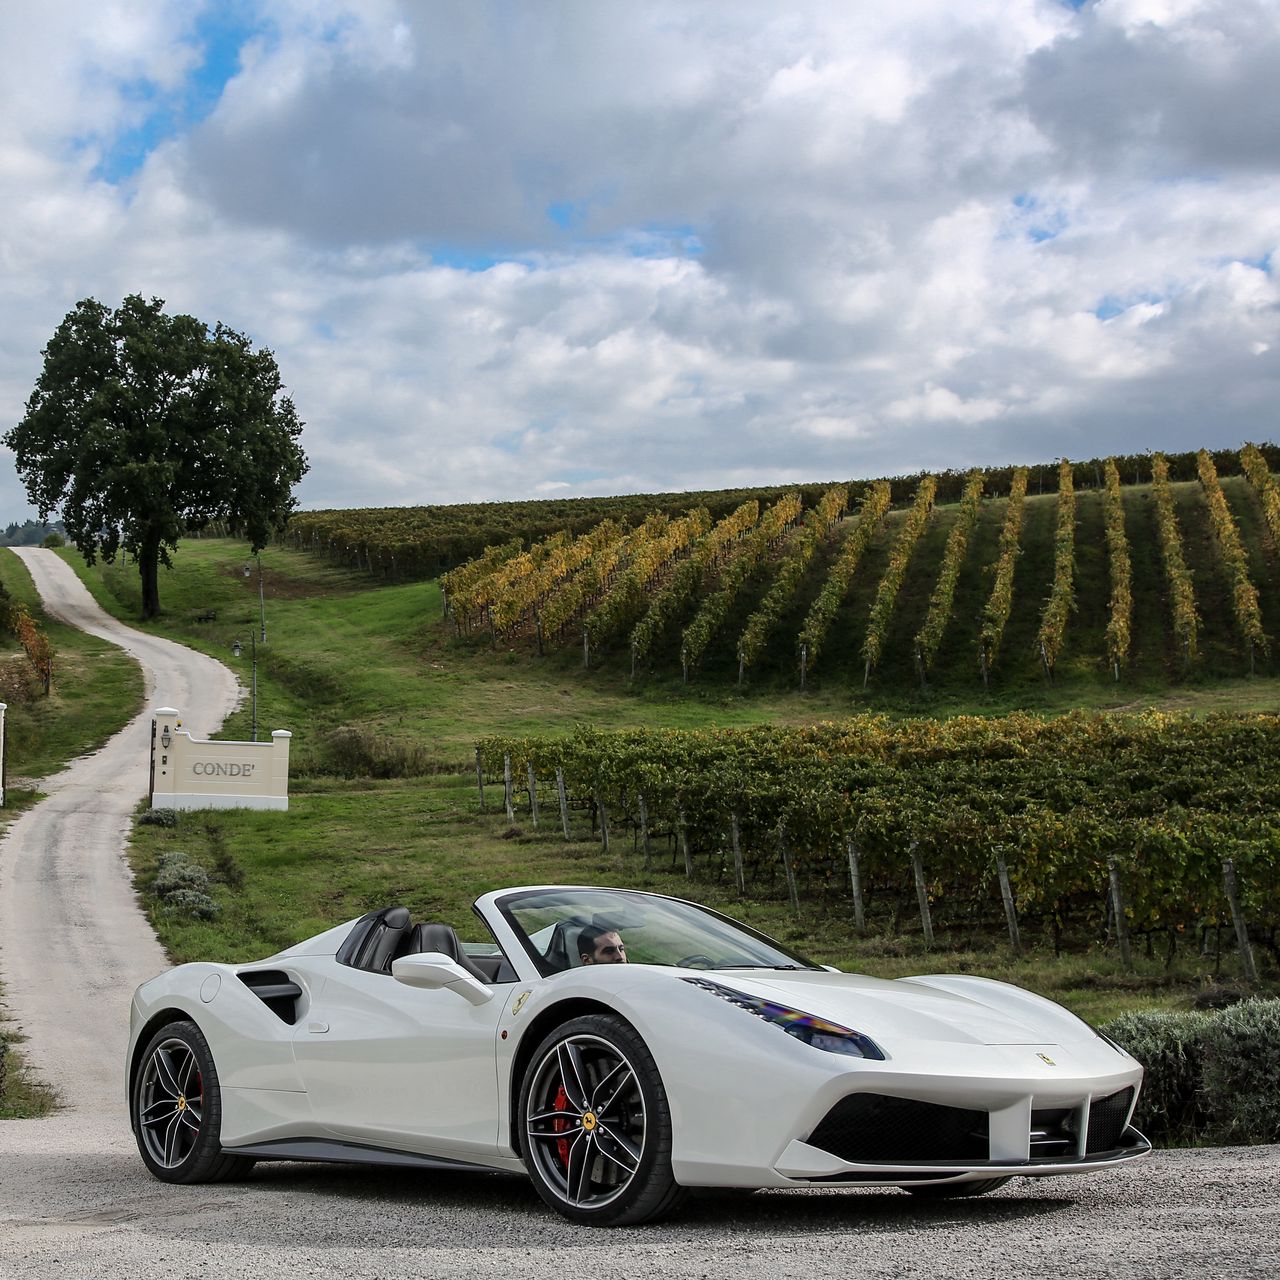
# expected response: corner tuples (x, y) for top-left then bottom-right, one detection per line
(584, 930), (627, 964)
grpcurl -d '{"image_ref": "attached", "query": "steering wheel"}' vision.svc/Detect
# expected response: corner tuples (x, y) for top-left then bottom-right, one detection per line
(676, 954), (717, 969)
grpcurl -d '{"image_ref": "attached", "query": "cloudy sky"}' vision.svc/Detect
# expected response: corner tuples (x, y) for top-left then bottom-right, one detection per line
(1, 0), (1278, 518)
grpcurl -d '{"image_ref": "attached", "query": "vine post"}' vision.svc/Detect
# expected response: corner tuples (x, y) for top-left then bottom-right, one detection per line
(595, 787), (610, 855)
(730, 811), (745, 895)
(582, 626), (590, 669)
(556, 768), (571, 840)
(778, 822), (800, 914)
(909, 842), (934, 948)
(995, 849), (1021, 955)
(677, 805), (692, 876)
(1106, 855), (1133, 972)
(638, 793), (652, 866)
(846, 839), (865, 932)
(1222, 858), (1259, 984)
(526, 763), (539, 830)
(502, 754), (514, 823)
(799, 643), (807, 691)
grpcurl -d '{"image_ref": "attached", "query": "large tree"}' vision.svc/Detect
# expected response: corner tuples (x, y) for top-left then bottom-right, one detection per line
(5, 295), (308, 618)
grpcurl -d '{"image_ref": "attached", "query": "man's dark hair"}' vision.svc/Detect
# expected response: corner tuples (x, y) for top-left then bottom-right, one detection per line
(577, 925), (609, 960)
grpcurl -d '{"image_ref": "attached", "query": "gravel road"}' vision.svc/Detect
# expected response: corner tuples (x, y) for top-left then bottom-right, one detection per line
(0, 548), (1276, 1279)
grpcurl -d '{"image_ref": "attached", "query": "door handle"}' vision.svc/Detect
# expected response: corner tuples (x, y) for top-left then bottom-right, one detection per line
(308, 1021), (329, 1034)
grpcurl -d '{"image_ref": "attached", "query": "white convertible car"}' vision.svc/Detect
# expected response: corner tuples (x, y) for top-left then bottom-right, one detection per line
(128, 885), (1149, 1225)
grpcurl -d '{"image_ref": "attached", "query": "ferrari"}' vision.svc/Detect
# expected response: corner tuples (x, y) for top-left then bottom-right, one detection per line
(128, 885), (1150, 1225)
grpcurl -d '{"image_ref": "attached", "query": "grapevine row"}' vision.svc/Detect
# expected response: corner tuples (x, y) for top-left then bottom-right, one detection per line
(978, 468), (1028, 677)
(629, 501), (760, 670)
(914, 469), (983, 674)
(796, 482), (892, 675)
(680, 493), (803, 675)
(1241, 442), (1280, 550)
(478, 712), (1280, 939)
(1036, 459), (1076, 675)
(1102, 458), (1132, 676)
(1151, 453), (1200, 664)
(1197, 449), (1268, 660)
(862, 475), (937, 682)
(735, 486), (848, 680)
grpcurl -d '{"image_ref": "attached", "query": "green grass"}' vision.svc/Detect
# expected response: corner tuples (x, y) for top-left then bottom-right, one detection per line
(61, 534), (1280, 1022)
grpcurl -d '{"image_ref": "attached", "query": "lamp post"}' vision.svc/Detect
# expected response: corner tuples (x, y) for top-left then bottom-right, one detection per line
(231, 634), (258, 742)
(243, 555), (266, 643)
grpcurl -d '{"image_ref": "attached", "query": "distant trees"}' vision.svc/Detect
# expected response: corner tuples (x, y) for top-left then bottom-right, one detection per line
(5, 295), (307, 618)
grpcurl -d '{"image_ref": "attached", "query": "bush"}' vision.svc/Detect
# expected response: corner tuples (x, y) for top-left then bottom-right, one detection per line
(1102, 998), (1280, 1146)
(138, 807), (179, 828)
(151, 852), (211, 898)
(159, 887), (221, 920)
(313, 725), (444, 779)
(40, 532), (64, 548)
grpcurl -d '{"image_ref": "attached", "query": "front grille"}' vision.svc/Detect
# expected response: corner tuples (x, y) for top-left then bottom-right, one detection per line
(1086, 1088), (1134, 1154)
(808, 1094), (989, 1164)
(1030, 1107), (1076, 1159)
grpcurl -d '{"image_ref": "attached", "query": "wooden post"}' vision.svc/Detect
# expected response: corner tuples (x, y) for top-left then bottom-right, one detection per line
(996, 851), (1021, 954)
(980, 646), (989, 689)
(638, 793), (651, 868)
(631, 641), (637, 681)
(488, 605), (497, 648)
(846, 839), (865, 932)
(799, 643), (807, 690)
(1107, 855), (1132, 971)
(1040, 640), (1053, 683)
(863, 659), (871, 691)
(526, 762), (539, 830)
(910, 842), (934, 949)
(730, 811), (745, 895)
(503, 754), (514, 823)
(779, 823), (800, 914)
(1222, 858), (1259, 984)
(678, 806), (692, 876)
(475, 746), (485, 810)
(534, 608), (544, 656)
(582, 626), (590, 669)
(737, 655), (745, 686)
(914, 648), (926, 692)
(595, 788), (610, 855)
(556, 768), (571, 840)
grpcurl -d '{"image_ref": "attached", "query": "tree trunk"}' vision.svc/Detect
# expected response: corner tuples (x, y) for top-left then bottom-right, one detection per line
(138, 539), (162, 619)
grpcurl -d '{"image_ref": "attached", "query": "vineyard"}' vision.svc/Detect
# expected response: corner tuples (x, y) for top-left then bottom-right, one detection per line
(477, 712), (1280, 967)
(413, 443), (1280, 693)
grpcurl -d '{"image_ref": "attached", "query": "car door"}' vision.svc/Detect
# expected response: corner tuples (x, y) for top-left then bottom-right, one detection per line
(292, 961), (506, 1159)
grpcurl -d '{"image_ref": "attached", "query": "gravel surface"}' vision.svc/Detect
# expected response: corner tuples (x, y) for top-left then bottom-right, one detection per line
(1, 549), (1277, 1278)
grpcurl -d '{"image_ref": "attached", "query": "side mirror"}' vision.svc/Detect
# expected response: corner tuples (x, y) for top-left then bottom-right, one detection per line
(392, 952), (493, 1006)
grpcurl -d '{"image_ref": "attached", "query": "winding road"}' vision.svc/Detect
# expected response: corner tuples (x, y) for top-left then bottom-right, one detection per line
(0, 549), (1276, 1279)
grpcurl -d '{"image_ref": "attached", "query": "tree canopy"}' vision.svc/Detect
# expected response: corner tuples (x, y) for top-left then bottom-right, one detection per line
(5, 294), (308, 617)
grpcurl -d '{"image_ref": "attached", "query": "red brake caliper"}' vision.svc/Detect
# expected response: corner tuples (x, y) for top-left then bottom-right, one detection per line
(553, 1084), (571, 1167)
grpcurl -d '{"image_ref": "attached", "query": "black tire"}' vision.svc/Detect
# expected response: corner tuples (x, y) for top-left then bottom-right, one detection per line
(132, 1019), (254, 1183)
(902, 1177), (1011, 1199)
(518, 1013), (687, 1226)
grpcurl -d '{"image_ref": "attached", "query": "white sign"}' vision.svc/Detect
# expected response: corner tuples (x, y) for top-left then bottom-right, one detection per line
(150, 707), (292, 812)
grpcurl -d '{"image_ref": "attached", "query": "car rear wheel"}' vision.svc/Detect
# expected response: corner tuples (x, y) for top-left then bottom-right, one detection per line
(902, 1177), (1011, 1199)
(519, 1014), (686, 1226)
(132, 1020), (254, 1183)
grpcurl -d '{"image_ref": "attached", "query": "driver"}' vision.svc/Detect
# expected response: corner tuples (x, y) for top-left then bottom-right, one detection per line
(578, 925), (628, 965)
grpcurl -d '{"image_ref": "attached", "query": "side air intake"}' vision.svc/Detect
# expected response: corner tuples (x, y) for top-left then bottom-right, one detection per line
(238, 970), (303, 1025)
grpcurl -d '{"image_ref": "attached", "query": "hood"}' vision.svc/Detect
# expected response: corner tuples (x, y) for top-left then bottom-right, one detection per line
(694, 969), (1087, 1047)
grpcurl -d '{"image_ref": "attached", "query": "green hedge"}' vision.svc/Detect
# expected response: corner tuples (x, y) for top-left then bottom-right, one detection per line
(1102, 999), (1280, 1146)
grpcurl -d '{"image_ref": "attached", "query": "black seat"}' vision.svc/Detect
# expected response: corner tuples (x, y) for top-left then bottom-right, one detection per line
(337, 905), (412, 974)
(399, 922), (491, 983)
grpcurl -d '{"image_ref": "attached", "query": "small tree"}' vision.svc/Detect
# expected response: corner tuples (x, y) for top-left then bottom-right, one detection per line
(5, 295), (308, 618)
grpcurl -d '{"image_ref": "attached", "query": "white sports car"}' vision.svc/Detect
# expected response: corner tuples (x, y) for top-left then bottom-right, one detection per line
(128, 885), (1149, 1225)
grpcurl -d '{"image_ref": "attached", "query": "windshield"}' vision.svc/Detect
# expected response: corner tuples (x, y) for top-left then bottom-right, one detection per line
(495, 887), (818, 976)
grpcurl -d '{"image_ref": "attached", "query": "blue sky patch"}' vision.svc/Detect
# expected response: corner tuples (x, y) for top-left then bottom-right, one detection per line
(90, 7), (263, 184)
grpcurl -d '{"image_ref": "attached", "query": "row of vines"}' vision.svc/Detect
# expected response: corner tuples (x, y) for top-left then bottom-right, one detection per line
(478, 712), (1280, 958)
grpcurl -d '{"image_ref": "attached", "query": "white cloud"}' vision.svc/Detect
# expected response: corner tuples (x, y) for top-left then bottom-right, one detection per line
(0, 0), (1277, 520)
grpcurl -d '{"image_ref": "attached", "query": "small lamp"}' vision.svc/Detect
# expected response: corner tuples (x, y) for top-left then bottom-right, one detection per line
(160, 725), (172, 750)
(232, 640), (242, 658)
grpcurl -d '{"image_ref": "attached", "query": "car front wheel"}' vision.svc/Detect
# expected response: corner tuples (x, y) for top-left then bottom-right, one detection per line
(132, 1019), (253, 1183)
(519, 1013), (686, 1226)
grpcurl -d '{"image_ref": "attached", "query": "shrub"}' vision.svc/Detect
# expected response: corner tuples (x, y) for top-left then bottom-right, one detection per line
(151, 852), (211, 898)
(314, 725), (441, 778)
(1101, 1008), (1212, 1144)
(138, 807), (179, 828)
(1200, 999), (1280, 1145)
(0, 1039), (7, 1102)
(1102, 999), (1280, 1146)
(159, 887), (221, 920)
(40, 532), (64, 548)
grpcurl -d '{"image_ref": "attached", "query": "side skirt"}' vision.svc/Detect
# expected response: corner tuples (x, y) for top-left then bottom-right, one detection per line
(224, 1137), (520, 1174)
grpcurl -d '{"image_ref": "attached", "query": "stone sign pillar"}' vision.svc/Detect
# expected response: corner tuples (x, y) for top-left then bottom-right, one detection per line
(150, 706), (292, 812)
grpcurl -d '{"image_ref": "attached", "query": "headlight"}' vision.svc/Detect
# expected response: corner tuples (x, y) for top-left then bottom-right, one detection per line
(682, 977), (885, 1060)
